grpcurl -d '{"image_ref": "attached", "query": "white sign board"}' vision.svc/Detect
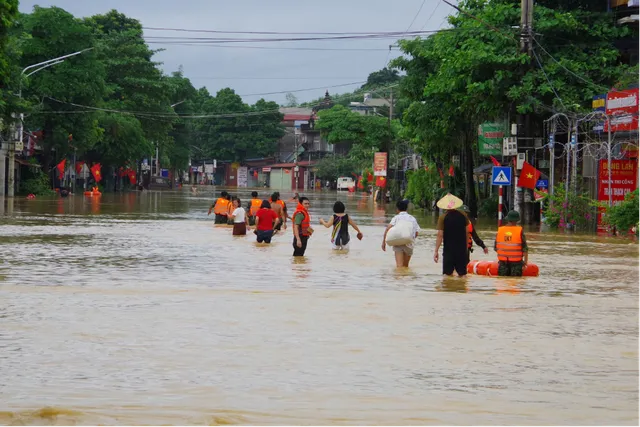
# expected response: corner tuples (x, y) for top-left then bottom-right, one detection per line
(204, 164), (214, 174)
(237, 166), (248, 187)
(502, 137), (518, 156)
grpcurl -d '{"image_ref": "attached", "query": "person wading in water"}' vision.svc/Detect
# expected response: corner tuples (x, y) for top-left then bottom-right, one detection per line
(208, 191), (230, 224)
(494, 210), (528, 276)
(292, 197), (313, 256)
(270, 193), (286, 235)
(433, 193), (469, 277)
(319, 201), (363, 250)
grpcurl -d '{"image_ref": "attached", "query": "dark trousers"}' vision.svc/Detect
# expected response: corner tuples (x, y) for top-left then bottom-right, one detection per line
(292, 235), (309, 257)
(214, 214), (227, 224)
(498, 261), (524, 277)
(443, 250), (469, 276)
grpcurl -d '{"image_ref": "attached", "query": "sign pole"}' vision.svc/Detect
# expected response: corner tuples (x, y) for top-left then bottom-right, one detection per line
(498, 185), (503, 227)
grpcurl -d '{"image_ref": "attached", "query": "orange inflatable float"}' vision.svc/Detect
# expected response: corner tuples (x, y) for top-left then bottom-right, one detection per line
(467, 260), (539, 277)
(84, 186), (102, 197)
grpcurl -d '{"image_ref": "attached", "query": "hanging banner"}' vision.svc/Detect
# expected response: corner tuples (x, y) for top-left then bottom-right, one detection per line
(604, 88), (638, 132)
(478, 122), (506, 155)
(237, 166), (248, 188)
(373, 152), (387, 177)
(596, 159), (638, 232)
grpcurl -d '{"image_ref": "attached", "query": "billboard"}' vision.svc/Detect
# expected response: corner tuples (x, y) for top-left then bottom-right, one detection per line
(604, 88), (638, 132)
(596, 159), (638, 232)
(373, 152), (387, 177)
(478, 122), (506, 155)
(237, 166), (248, 188)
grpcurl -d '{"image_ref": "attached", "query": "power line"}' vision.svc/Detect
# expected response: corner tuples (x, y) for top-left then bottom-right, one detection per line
(531, 36), (609, 92)
(531, 47), (565, 110)
(143, 27), (437, 36)
(144, 42), (400, 51)
(404, 0), (428, 33)
(239, 81), (366, 97)
(420, 0), (442, 30)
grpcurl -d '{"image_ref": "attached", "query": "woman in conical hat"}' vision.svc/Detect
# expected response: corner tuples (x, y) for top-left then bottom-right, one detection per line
(434, 192), (469, 276)
(436, 193), (463, 210)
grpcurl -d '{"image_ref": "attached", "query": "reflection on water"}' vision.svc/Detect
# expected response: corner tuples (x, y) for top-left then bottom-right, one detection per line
(0, 188), (638, 425)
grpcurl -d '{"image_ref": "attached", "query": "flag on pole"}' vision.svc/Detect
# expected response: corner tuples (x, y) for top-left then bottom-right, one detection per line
(448, 165), (455, 177)
(56, 159), (66, 179)
(517, 161), (541, 189)
(490, 156), (501, 167)
(90, 163), (102, 182)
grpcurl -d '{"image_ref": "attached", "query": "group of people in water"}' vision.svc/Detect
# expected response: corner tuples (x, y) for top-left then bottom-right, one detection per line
(207, 190), (530, 276)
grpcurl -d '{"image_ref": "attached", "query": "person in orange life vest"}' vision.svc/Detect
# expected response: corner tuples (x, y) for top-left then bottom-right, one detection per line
(292, 197), (314, 257)
(208, 191), (230, 224)
(270, 192), (287, 233)
(226, 195), (236, 225)
(246, 191), (262, 226)
(273, 191), (290, 223)
(461, 205), (489, 258)
(494, 210), (528, 277)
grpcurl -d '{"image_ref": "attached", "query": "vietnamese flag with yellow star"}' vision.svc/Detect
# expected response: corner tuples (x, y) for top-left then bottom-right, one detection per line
(90, 163), (102, 183)
(517, 161), (541, 189)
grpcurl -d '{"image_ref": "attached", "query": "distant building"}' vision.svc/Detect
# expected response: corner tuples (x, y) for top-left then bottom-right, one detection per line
(348, 93), (391, 116)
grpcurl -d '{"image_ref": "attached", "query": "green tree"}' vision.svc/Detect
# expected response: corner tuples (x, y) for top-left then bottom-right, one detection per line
(605, 189), (639, 235)
(315, 104), (394, 148)
(0, 0), (19, 118)
(393, 0), (636, 217)
(19, 6), (106, 167)
(199, 88), (284, 162)
(85, 10), (174, 167)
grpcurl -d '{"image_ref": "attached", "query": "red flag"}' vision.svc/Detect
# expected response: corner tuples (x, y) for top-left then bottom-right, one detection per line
(366, 172), (373, 183)
(448, 165), (455, 177)
(127, 169), (137, 185)
(517, 161), (541, 189)
(490, 156), (501, 167)
(75, 161), (85, 174)
(56, 159), (66, 179)
(90, 163), (102, 182)
(375, 176), (386, 188)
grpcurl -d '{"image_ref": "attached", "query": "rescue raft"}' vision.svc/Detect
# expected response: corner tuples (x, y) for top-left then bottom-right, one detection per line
(84, 187), (102, 197)
(467, 260), (539, 277)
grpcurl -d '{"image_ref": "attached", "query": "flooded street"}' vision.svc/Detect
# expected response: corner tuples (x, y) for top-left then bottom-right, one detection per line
(0, 188), (637, 425)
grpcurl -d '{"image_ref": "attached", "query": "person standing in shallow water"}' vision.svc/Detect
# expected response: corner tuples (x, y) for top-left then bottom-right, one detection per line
(319, 201), (363, 250)
(229, 197), (249, 236)
(292, 197), (314, 256)
(381, 200), (420, 268)
(494, 210), (529, 276)
(254, 200), (280, 244)
(433, 193), (468, 277)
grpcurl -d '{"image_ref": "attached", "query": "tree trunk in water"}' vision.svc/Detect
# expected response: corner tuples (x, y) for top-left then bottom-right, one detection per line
(464, 136), (478, 218)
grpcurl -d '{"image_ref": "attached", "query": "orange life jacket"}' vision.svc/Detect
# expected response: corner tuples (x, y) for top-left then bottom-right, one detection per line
(213, 198), (229, 215)
(250, 199), (262, 216)
(293, 205), (311, 236)
(467, 223), (473, 249)
(227, 201), (234, 216)
(277, 199), (286, 210)
(496, 225), (523, 262)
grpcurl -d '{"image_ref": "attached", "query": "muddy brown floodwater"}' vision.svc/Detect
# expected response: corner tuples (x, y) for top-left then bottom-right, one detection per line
(0, 189), (637, 425)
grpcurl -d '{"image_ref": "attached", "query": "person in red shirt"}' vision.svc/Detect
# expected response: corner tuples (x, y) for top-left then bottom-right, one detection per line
(254, 200), (281, 244)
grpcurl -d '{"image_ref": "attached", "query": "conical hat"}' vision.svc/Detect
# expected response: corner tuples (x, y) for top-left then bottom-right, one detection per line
(436, 193), (463, 210)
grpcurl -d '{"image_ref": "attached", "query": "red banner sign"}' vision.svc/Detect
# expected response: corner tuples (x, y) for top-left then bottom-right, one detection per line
(604, 88), (638, 132)
(373, 152), (388, 177)
(597, 159), (638, 232)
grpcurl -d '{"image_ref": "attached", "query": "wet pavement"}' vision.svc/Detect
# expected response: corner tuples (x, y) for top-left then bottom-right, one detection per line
(0, 188), (637, 425)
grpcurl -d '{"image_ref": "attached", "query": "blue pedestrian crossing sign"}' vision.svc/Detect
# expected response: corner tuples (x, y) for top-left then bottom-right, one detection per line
(492, 166), (512, 185)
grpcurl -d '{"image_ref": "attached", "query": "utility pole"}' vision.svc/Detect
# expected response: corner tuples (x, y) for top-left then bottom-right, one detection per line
(516, 0), (534, 220)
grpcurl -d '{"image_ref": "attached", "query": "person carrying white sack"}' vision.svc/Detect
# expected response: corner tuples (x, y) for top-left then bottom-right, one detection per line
(381, 199), (421, 268)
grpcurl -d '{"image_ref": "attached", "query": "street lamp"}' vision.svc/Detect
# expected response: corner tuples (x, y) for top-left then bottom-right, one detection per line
(7, 48), (93, 197)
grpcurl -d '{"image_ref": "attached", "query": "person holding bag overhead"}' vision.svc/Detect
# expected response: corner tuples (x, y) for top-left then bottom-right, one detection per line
(381, 200), (420, 268)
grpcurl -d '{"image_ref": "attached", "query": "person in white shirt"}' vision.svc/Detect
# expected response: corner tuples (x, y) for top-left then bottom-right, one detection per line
(229, 197), (249, 236)
(381, 200), (420, 267)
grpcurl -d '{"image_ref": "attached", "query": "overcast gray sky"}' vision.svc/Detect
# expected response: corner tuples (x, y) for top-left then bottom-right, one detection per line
(19, 0), (451, 105)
